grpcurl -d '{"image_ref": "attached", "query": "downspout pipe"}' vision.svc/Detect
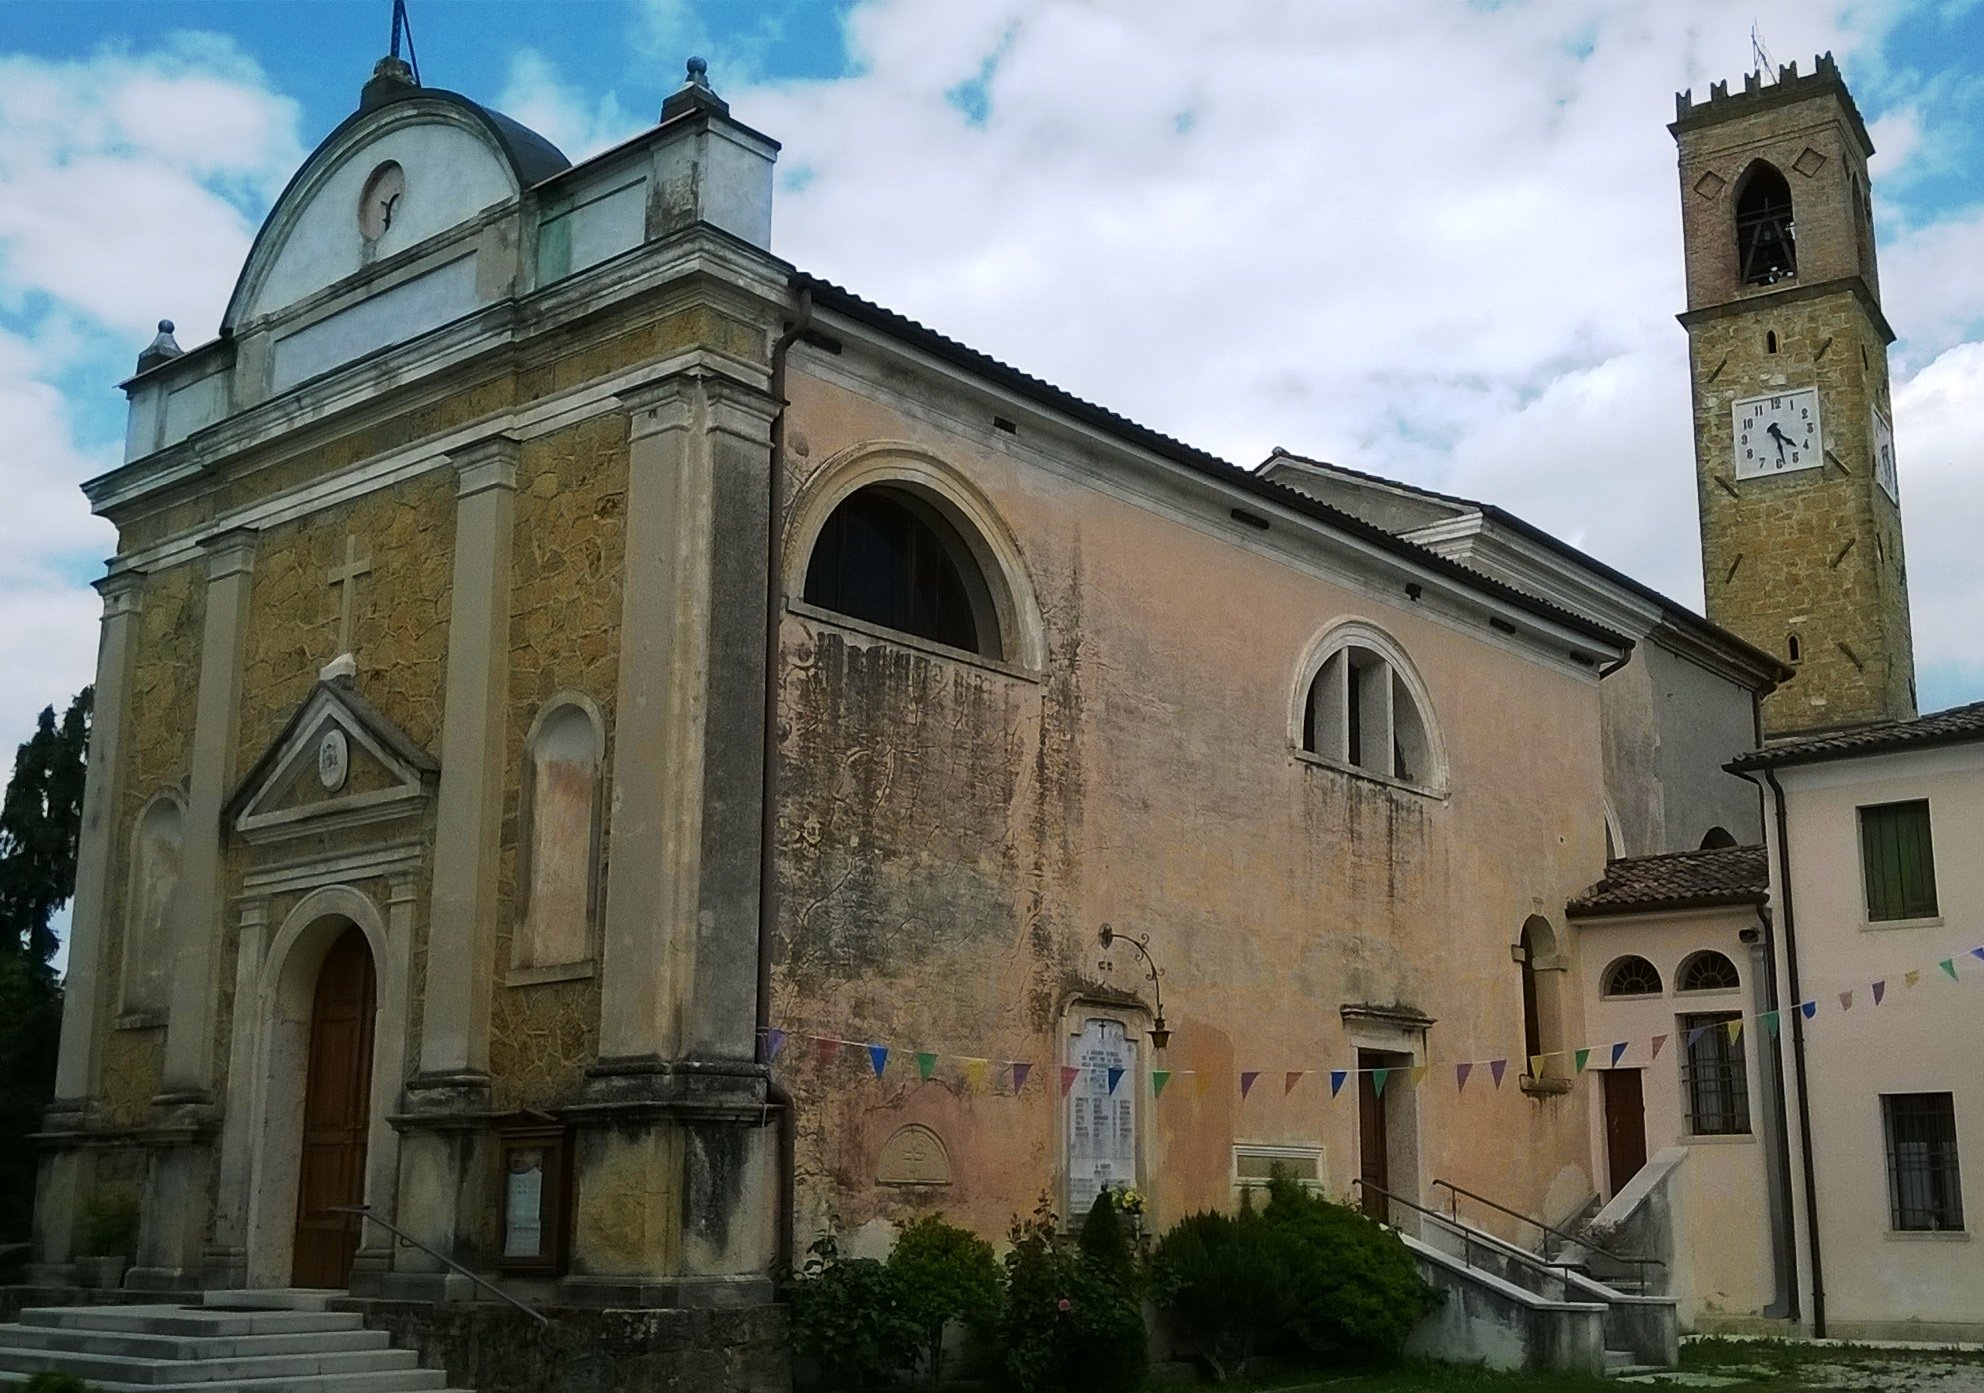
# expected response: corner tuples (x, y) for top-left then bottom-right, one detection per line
(757, 282), (813, 1276)
(1761, 764), (1826, 1336)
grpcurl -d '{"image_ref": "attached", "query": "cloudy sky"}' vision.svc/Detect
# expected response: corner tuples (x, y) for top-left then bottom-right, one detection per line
(4, 0), (1983, 757)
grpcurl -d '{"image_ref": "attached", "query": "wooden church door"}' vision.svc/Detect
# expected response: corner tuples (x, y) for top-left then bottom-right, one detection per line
(292, 924), (377, 1289)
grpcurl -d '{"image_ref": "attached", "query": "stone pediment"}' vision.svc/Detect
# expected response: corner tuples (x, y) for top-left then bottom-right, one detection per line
(226, 677), (437, 846)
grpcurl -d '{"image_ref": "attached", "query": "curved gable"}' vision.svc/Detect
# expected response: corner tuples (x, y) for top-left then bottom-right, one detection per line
(225, 89), (566, 332)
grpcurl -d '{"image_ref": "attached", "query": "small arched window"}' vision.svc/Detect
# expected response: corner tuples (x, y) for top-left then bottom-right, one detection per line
(1678, 950), (1742, 993)
(514, 698), (605, 975)
(802, 485), (1001, 659)
(1602, 955), (1664, 998)
(1787, 634), (1802, 664)
(1299, 636), (1437, 788)
(1766, 330), (1779, 354)
(1700, 826), (1738, 850)
(1735, 162), (1797, 285)
(1518, 916), (1563, 1079)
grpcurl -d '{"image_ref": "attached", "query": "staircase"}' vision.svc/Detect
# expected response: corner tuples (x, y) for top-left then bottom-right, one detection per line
(0, 1290), (470, 1392)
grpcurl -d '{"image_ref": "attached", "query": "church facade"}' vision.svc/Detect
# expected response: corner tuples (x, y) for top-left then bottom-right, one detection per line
(26, 37), (1951, 1382)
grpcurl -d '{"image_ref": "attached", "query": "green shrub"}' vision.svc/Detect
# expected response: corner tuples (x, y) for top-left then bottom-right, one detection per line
(1075, 1190), (1134, 1285)
(789, 1232), (919, 1390)
(1150, 1200), (1287, 1382)
(885, 1214), (1000, 1387)
(1260, 1172), (1435, 1364)
(995, 1198), (1146, 1393)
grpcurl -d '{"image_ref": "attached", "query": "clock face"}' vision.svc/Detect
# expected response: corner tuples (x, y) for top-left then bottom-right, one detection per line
(1872, 409), (1898, 504)
(1732, 388), (1822, 479)
(358, 161), (406, 243)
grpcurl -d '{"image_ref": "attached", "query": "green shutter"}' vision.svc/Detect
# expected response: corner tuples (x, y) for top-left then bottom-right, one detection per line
(1861, 801), (1937, 921)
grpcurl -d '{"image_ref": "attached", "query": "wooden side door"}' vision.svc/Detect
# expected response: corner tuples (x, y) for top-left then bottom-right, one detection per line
(292, 925), (376, 1289)
(1357, 1050), (1390, 1221)
(1603, 1068), (1648, 1196)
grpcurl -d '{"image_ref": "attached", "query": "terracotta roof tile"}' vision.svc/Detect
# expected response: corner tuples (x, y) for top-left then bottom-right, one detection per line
(1729, 700), (1984, 772)
(1567, 844), (1768, 917)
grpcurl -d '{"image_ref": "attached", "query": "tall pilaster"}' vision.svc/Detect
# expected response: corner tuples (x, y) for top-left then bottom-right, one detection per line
(393, 434), (518, 1293)
(568, 368), (779, 1306)
(30, 570), (144, 1275)
(133, 527), (256, 1288)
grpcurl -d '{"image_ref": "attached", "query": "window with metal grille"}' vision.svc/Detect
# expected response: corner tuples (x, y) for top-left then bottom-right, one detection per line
(1680, 1012), (1749, 1135)
(1883, 1093), (1964, 1232)
(803, 485), (995, 658)
(1860, 800), (1938, 921)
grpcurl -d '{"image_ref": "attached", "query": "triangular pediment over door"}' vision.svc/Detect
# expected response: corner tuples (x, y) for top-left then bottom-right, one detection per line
(226, 678), (438, 847)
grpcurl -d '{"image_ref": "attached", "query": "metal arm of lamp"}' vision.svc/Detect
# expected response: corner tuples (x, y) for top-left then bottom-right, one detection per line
(1097, 923), (1170, 1051)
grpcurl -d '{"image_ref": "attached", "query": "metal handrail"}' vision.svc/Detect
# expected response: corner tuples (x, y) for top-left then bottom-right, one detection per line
(1429, 1178), (1663, 1277)
(1350, 1179), (1580, 1301)
(329, 1205), (550, 1327)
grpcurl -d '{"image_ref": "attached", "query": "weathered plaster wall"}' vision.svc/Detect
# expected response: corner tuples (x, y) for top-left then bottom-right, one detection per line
(1643, 644), (1766, 851)
(771, 361), (1612, 1251)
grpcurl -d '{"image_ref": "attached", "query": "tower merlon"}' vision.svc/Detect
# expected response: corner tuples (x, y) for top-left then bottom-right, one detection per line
(1672, 51), (1873, 157)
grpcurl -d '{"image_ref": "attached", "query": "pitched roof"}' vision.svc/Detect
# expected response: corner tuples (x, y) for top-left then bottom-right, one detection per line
(1567, 844), (1768, 917)
(796, 275), (1633, 656)
(1729, 700), (1984, 773)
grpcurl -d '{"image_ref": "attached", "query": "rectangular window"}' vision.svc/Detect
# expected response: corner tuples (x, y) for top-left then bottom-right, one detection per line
(1680, 1012), (1750, 1136)
(1233, 1144), (1324, 1196)
(1883, 1093), (1965, 1232)
(1860, 800), (1938, 922)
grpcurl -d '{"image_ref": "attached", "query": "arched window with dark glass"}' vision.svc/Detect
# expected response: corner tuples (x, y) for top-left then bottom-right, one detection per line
(1700, 826), (1738, 850)
(802, 485), (1001, 659)
(1735, 162), (1797, 286)
(1678, 950), (1742, 993)
(1603, 955), (1664, 998)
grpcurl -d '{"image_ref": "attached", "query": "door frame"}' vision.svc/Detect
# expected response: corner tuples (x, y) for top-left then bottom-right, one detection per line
(240, 883), (404, 1288)
(1601, 1067), (1649, 1197)
(1342, 1006), (1429, 1233)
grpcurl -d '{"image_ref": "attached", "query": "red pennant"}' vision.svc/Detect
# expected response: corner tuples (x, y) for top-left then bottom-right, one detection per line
(816, 1036), (840, 1064)
(1650, 1034), (1667, 1060)
(1284, 1070), (1305, 1094)
(1239, 1071), (1261, 1099)
(1059, 1065), (1081, 1097)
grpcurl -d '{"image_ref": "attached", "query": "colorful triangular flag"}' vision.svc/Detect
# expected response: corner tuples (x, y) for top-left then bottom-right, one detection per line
(1408, 1065), (1428, 1086)
(1724, 1019), (1743, 1044)
(1240, 1070), (1261, 1099)
(1872, 979), (1887, 1004)
(1371, 1068), (1391, 1098)
(1610, 1041), (1629, 1067)
(1650, 1034), (1667, 1060)
(963, 1058), (990, 1091)
(1905, 969), (1922, 989)
(1760, 1011), (1781, 1039)
(764, 1028), (788, 1060)
(816, 1036), (840, 1064)
(1010, 1062), (1031, 1094)
(1530, 1054), (1549, 1079)
(1940, 958), (1959, 982)
(867, 1044), (889, 1077)
(1971, 947), (1984, 964)
(1060, 1065), (1081, 1097)
(1151, 1069), (1172, 1097)
(1456, 1062), (1474, 1092)
(1285, 1070), (1306, 1095)
(1489, 1059), (1507, 1088)
(1685, 1026), (1708, 1049)
(917, 1051), (939, 1081)
(1799, 1000), (1817, 1019)
(1838, 990), (1853, 1011)
(1330, 1069), (1348, 1097)
(1573, 1048), (1592, 1074)
(1106, 1066), (1126, 1095)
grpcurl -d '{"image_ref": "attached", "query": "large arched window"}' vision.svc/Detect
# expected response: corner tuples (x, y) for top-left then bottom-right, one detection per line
(1602, 955), (1664, 998)
(1735, 162), (1797, 286)
(802, 485), (1002, 659)
(1678, 950), (1742, 994)
(1296, 626), (1441, 790)
(513, 697), (604, 976)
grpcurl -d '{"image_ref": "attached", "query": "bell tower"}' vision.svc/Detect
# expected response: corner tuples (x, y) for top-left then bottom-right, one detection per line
(1673, 54), (1915, 737)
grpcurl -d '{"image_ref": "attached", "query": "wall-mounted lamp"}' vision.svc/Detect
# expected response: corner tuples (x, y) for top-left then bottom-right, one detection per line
(1098, 923), (1171, 1051)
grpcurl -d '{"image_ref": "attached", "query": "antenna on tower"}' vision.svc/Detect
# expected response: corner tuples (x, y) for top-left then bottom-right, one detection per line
(390, 0), (422, 85)
(1751, 21), (1775, 82)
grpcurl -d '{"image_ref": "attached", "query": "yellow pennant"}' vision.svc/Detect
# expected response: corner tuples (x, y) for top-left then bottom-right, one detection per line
(1905, 969), (1922, 989)
(1724, 1019), (1744, 1044)
(962, 1058), (990, 1091)
(1408, 1066), (1429, 1086)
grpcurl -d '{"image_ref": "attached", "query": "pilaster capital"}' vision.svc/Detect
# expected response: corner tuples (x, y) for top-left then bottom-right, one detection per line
(619, 375), (700, 442)
(448, 433), (522, 499)
(199, 527), (259, 582)
(93, 569), (146, 621)
(703, 374), (780, 445)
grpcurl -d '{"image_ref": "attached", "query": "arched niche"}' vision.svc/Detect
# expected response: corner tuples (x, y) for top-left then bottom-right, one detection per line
(876, 1124), (953, 1187)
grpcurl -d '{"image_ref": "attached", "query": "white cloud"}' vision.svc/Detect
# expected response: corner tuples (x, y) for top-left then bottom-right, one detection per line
(497, 49), (644, 163)
(728, 0), (1983, 683)
(1895, 339), (1984, 702)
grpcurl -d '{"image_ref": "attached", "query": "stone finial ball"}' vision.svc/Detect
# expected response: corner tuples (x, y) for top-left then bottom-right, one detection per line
(687, 56), (708, 79)
(158, 319), (175, 333)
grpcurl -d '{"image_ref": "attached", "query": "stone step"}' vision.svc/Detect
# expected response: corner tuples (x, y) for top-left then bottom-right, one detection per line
(14, 1306), (368, 1337)
(0, 1324), (392, 1361)
(0, 1341), (420, 1384)
(1603, 1348), (1637, 1373)
(0, 1374), (458, 1393)
(200, 1290), (335, 1313)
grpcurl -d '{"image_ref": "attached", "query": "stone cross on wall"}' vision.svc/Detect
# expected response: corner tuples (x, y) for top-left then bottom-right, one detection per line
(326, 535), (373, 657)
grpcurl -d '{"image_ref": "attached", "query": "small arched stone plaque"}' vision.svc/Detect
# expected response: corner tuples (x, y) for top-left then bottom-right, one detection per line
(876, 1123), (952, 1187)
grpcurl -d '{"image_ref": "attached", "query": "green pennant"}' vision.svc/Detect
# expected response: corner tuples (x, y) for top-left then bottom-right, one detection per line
(1940, 958), (1960, 982)
(1760, 1010), (1781, 1039)
(1573, 1048), (1592, 1074)
(916, 1051), (938, 1081)
(1151, 1069), (1172, 1097)
(1371, 1068), (1390, 1098)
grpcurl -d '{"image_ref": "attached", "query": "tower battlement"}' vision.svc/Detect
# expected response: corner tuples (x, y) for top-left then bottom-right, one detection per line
(1672, 52), (1873, 156)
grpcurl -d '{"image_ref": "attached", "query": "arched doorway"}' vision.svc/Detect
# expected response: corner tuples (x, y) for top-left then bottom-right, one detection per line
(291, 923), (377, 1288)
